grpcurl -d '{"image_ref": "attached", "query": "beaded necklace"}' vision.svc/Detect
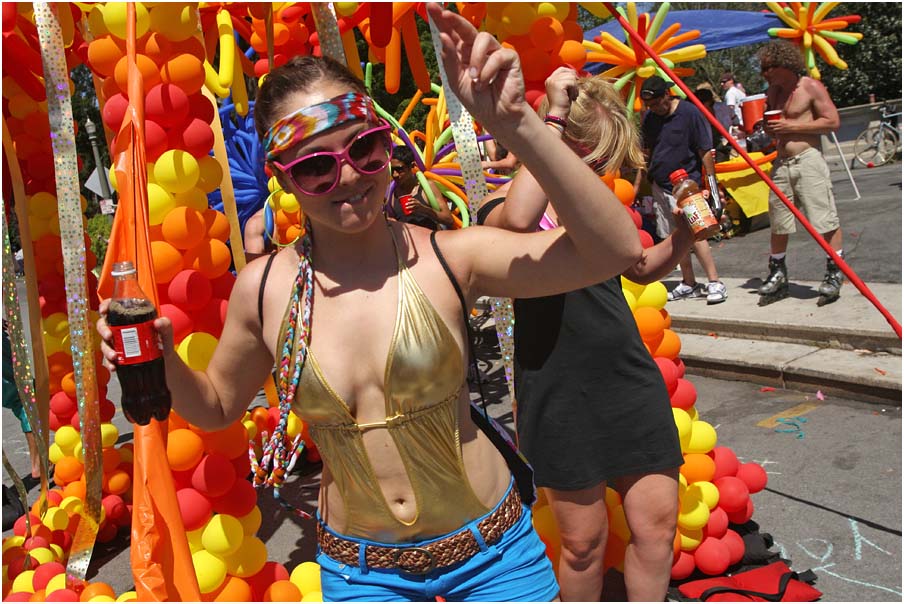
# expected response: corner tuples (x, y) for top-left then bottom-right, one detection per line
(250, 219), (315, 519)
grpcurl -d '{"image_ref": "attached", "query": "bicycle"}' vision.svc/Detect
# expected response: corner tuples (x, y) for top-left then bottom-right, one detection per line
(853, 102), (901, 167)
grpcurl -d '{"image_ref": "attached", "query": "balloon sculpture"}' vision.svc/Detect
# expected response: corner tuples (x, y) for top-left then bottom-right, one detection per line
(766, 2), (863, 79)
(583, 2), (706, 113)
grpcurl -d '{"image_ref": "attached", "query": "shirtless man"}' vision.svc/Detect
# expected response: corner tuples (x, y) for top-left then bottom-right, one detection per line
(757, 41), (845, 306)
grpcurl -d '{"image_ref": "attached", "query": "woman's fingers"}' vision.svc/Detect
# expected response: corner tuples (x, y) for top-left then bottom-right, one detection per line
(154, 316), (174, 354)
(476, 45), (517, 89)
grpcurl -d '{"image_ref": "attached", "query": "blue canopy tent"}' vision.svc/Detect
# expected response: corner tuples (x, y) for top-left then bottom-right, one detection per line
(584, 9), (783, 75)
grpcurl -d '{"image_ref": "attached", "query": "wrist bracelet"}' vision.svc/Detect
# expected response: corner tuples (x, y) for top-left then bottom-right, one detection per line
(544, 114), (567, 130)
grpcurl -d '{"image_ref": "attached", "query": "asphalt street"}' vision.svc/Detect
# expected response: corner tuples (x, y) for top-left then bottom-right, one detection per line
(2, 158), (901, 600)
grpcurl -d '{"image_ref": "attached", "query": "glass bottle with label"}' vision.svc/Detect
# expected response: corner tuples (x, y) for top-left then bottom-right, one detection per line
(107, 261), (171, 425)
(669, 169), (721, 241)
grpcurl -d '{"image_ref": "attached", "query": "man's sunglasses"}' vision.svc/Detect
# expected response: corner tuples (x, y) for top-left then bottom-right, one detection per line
(271, 122), (393, 196)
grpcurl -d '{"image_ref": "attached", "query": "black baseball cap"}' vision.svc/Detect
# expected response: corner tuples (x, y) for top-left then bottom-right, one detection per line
(641, 76), (672, 100)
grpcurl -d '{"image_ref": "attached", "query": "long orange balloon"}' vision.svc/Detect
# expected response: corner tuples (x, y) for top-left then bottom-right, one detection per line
(400, 13), (431, 92)
(384, 26), (402, 94)
(369, 3), (393, 48)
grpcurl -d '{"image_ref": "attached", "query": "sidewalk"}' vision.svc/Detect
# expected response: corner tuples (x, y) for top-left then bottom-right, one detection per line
(665, 277), (902, 403)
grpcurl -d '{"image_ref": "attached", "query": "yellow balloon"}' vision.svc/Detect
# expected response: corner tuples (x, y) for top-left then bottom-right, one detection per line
(222, 536), (267, 578)
(2, 536), (25, 552)
(103, 2), (150, 40)
(688, 405), (699, 422)
(290, 561), (323, 597)
(173, 187), (208, 212)
(687, 420), (717, 454)
(55, 425), (80, 453)
(45, 572), (67, 595)
(197, 155), (224, 193)
(604, 486), (621, 510)
(537, 3), (558, 17)
(621, 276), (645, 298)
(636, 281), (668, 310)
(177, 332), (219, 371)
(243, 419), (258, 440)
(201, 513), (245, 556)
(101, 422), (120, 448)
(154, 150), (200, 194)
(335, 2), (358, 17)
(286, 412), (302, 440)
(672, 408), (692, 452)
(26, 546), (54, 565)
(237, 506), (262, 536)
(147, 183), (176, 226)
(116, 591), (138, 602)
(280, 192), (300, 214)
(11, 570), (36, 593)
(60, 496), (83, 515)
(186, 527), (205, 554)
(302, 592), (324, 602)
(695, 480), (720, 510)
(28, 192), (58, 218)
(148, 3), (199, 41)
(48, 442), (64, 464)
(73, 442), (84, 463)
(678, 526), (703, 551)
(677, 489), (710, 531)
(192, 549), (228, 594)
(42, 507), (70, 531)
(621, 288), (637, 311)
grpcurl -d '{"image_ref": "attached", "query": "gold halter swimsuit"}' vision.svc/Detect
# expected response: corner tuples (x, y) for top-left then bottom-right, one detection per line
(280, 227), (490, 541)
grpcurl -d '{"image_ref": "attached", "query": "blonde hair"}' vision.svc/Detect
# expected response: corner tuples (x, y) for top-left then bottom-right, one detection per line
(540, 75), (644, 174)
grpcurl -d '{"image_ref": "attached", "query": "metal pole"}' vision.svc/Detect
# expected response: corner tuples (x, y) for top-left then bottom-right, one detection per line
(830, 131), (861, 200)
(84, 118), (114, 220)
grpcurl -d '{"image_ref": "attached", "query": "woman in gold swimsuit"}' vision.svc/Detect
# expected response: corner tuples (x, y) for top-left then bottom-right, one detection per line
(98, 6), (642, 601)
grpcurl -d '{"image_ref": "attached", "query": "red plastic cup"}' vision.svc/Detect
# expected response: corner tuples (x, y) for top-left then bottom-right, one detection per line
(764, 110), (782, 121)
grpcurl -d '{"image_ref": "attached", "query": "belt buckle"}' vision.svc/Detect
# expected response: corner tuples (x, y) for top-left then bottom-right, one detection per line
(392, 546), (435, 575)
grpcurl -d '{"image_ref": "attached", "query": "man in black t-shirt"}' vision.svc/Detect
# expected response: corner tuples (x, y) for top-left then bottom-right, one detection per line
(635, 76), (727, 305)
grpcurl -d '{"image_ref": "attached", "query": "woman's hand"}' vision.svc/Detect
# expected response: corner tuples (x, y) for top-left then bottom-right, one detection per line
(426, 3), (527, 130)
(96, 299), (174, 372)
(544, 66), (579, 119)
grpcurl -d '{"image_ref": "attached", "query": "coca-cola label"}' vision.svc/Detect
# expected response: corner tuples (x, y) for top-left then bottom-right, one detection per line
(110, 320), (161, 365)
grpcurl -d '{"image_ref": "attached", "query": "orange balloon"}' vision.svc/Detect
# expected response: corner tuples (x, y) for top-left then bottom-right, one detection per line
(61, 372), (77, 398)
(204, 575), (252, 602)
(264, 580), (301, 602)
(633, 306), (666, 343)
(530, 16), (565, 52)
(142, 32), (172, 65)
(251, 407), (270, 434)
(612, 178), (636, 206)
(160, 53), (205, 94)
(113, 54), (161, 94)
(86, 36), (125, 77)
(104, 470), (131, 496)
(167, 429), (205, 472)
(600, 172), (617, 189)
(169, 410), (190, 431)
(184, 239), (232, 279)
(203, 209), (230, 242)
(151, 240), (185, 284)
(102, 447), (121, 474)
(63, 478), (87, 500)
(162, 206), (207, 250)
(47, 352), (74, 382)
(202, 421), (249, 460)
(681, 453), (716, 484)
(55, 456), (84, 485)
(100, 75), (121, 101)
(79, 582), (115, 602)
(660, 308), (672, 329)
(557, 39), (587, 70)
(654, 328), (682, 360)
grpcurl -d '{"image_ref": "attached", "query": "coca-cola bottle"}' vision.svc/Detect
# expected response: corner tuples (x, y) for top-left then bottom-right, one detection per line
(107, 261), (171, 425)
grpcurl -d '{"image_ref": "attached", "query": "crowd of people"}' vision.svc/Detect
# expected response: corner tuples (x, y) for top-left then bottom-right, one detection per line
(7, 12), (837, 600)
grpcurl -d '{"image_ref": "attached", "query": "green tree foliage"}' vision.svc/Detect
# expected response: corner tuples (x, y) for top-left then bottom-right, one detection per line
(86, 213), (112, 267)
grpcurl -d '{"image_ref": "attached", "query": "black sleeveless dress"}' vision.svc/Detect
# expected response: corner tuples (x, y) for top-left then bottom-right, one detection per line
(513, 277), (683, 490)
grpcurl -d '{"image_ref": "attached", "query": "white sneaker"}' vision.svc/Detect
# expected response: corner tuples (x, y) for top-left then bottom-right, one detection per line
(706, 281), (728, 304)
(668, 281), (706, 301)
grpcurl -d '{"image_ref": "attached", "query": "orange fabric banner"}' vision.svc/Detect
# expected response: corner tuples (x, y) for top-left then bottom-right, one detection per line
(96, 4), (200, 601)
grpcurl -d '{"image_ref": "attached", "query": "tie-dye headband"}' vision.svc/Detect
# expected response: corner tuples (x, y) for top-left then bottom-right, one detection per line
(264, 92), (379, 162)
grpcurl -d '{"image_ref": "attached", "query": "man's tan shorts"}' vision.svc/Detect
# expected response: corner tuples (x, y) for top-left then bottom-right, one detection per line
(768, 147), (840, 235)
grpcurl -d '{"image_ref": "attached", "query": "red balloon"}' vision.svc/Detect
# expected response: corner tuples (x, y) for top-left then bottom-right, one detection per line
(145, 83), (190, 128)
(173, 117), (214, 158)
(627, 206), (642, 229)
(674, 357), (686, 378)
(100, 398), (116, 422)
(694, 537), (730, 575)
(524, 88), (546, 112)
(670, 378), (697, 411)
(171, 468), (194, 490)
(46, 589), (80, 602)
(210, 477), (257, 517)
(48, 410), (63, 431)
(167, 269), (213, 312)
(176, 487), (213, 531)
(33, 561), (66, 590)
(231, 452), (251, 480)
(736, 462), (768, 494)
(102, 494), (128, 526)
(50, 391), (78, 418)
(670, 550), (696, 581)
(714, 476), (749, 513)
(654, 356), (679, 396)
(3, 592), (32, 602)
(192, 297), (228, 338)
(709, 446), (740, 481)
(191, 452), (237, 498)
(726, 497), (755, 525)
(210, 271), (236, 301)
(721, 528), (745, 565)
(638, 229), (654, 249)
(247, 561), (290, 601)
(703, 506), (729, 539)
(160, 303), (194, 343)
(145, 118), (169, 162)
(186, 93), (215, 124)
(101, 93), (129, 131)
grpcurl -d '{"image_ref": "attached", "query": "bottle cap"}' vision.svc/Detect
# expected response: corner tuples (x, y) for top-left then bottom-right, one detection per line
(669, 169), (689, 183)
(111, 261), (137, 277)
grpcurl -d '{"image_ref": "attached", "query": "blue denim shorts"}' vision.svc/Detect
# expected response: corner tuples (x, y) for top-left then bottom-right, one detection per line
(316, 481), (559, 602)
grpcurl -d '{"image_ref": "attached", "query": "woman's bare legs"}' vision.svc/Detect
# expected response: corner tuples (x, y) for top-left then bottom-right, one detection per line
(544, 483), (608, 601)
(615, 468), (680, 602)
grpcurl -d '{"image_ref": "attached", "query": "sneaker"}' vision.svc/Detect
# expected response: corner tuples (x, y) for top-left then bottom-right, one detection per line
(706, 281), (728, 304)
(668, 281), (706, 301)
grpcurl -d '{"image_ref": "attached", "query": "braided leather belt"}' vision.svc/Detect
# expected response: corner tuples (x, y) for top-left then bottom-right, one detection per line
(317, 487), (522, 575)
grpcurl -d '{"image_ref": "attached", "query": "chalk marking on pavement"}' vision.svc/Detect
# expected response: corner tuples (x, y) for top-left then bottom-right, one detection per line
(812, 563), (903, 597)
(850, 518), (894, 561)
(757, 402), (821, 428)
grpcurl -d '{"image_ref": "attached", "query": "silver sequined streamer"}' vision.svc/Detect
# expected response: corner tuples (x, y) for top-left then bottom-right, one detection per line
(311, 3), (346, 64)
(427, 13), (516, 402)
(33, 2), (101, 585)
